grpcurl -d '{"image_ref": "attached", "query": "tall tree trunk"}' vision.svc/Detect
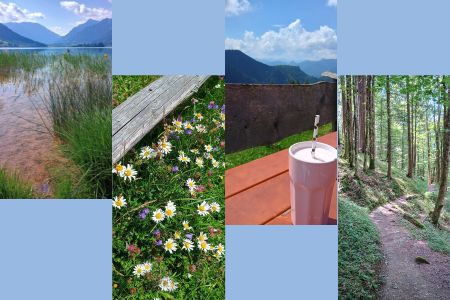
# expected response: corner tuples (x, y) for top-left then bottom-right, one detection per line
(346, 75), (354, 168)
(426, 103), (432, 184)
(406, 77), (413, 177)
(402, 119), (405, 170)
(369, 76), (376, 170)
(353, 76), (359, 174)
(358, 76), (366, 152)
(341, 76), (347, 156)
(434, 101), (441, 182)
(431, 83), (450, 226)
(386, 76), (392, 179)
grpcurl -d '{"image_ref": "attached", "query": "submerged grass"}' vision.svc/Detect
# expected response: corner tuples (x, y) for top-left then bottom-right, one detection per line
(225, 122), (333, 169)
(0, 167), (34, 199)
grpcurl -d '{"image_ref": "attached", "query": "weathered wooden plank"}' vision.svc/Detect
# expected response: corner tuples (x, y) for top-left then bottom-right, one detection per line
(112, 75), (209, 163)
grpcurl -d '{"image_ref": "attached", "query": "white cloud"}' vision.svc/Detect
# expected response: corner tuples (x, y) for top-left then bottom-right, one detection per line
(327, 0), (337, 7)
(225, 0), (251, 17)
(0, 1), (45, 23)
(60, 1), (111, 23)
(225, 19), (337, 61)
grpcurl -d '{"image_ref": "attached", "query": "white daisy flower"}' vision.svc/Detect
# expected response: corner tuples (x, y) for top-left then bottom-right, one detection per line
(216, 243), (225, 257)
(204, 144), (213, 152)
(196, 124), (206, 133)
(112, 195), (127, 209)
(204, 152), (213, 160)
(195, 113), (203, 121)
(152, 209), (165, 223)
(133, 264), (145, 277)
(143, 262), (153, 273)
(181, 239), (194, 252)
(112, 162), (125, 176)
(198, 240), (211, 252)
(212, 159), (220, 168)
(221, 122), (225, 129)
(190, 148), (199, 154)
(197, 201), (210, 216)
(164, 238), (177, 254)
(178, 151), (191, 164)
(164, 201), (176, 218)
(184, 122), (193, 130)
(195, 157), (204, 168)
(174, 231), (181, 239)
(182, 220), (192, 231)
(159, 277), (172, 291)
(198, 232), (208, 242)
(220, 112), (225, 121)
(158, 138), (172, 155)
(140, 146), (156, 159)
(185, 178), (197, 191)
(169, 280), (178, 292)
(123, 164), (137, 181)
(210, 202), (220, 213)
(172, 119), (183, 128)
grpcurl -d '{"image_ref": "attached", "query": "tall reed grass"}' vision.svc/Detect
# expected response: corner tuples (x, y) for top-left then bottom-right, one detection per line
(0, 168), (34, 199)
(45, 54), (112, 198)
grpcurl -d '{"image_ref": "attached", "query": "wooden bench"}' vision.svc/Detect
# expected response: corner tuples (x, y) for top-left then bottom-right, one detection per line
(225, 132), (337, 225)
(112, 75), (210, 164)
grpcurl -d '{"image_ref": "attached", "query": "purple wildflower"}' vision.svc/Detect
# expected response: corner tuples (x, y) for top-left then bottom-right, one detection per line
(208, 101), (215, 109)
(155, 240), (163, 246)
(153, 229), (161, 237)
(185, 129), (192, 135)
(185, 233), (193, 240)
(172, 166), (179, 172)
(221, 105), (225, 113)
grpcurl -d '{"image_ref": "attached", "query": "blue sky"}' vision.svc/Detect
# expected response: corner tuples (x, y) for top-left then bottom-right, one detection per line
(226, 0), (337, 62)
(0, 0), (112, 35)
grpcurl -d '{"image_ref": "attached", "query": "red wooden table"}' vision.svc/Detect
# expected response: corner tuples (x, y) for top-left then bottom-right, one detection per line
(225, 132), (337, 225)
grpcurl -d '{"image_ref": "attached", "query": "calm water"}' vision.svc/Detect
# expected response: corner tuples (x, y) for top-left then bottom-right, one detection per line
(0, 47), (112, 57)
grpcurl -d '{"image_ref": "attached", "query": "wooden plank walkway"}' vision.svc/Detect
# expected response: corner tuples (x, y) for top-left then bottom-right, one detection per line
(112, 75), (209, 164)
(225, 132), (337, 225)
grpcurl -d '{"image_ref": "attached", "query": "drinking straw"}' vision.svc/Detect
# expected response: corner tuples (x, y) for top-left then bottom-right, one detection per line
(311, 115), (320, 159)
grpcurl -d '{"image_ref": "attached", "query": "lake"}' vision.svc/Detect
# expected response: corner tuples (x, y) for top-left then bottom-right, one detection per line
(0, 47), (112, 57)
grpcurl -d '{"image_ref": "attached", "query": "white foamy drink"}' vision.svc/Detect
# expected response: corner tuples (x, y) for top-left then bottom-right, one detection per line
(293, 147), (336, 163)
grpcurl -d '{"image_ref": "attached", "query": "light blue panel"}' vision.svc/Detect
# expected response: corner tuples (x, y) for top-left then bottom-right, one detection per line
(226, 226), (338, 299)
(113, 0), (224, 75)
(0, 200), (111, 300)
(339, 0), (450, 74)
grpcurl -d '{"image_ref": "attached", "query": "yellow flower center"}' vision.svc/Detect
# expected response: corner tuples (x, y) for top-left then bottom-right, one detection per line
(167, 241), (173, 249)
(156, 212), (162, 219)
(163, 281), (168, 287)
(199, 205), (205, 211)
(116, 200), (123, 207)
(166, 209), (173, 216)
(116, 165), (123, 172)
(201, 242), (207, 249)
(211, 206), (217, 212)
(124, 169), (132, 177)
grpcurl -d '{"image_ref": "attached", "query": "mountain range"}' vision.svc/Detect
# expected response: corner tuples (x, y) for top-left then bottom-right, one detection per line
(0, 19), (112, 47)
(225, 50), (334, 84)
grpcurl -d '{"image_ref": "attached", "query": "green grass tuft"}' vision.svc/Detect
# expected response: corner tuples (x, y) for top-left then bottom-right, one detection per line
(338, 199), (382, 300)
(113, 75), (161, 107)
(0, 168), (34, 199)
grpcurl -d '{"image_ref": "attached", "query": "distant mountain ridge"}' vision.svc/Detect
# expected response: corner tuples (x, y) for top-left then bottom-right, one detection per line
(56, 19), (112, 46)
(5, 22), (61, 44)
(0, 23), (46, 47)
(0, 18), (112, 47)
(299, 59), (337, 78)
(225, 50), (318, 84)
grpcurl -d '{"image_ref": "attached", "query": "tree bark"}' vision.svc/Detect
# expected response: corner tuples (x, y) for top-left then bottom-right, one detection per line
(406, 77), (413, 177)
(353, 76), (359, 174)
(358, 76), (366, 152)
(369, 76), (376, 170)
(386, 76), (392, 179)
(431, 83), (450, 226)
(425, 103), (432, 184)
(346, 75), (354, 168)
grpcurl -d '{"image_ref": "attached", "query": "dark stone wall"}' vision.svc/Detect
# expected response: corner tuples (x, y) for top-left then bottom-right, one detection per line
(226, 82), (337, 153)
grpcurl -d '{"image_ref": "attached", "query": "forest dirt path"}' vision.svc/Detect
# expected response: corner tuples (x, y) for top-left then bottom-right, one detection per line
(369, 196), (450, 299)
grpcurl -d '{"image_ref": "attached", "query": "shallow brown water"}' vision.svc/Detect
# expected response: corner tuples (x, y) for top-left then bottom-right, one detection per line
(0, 81), (61, 196)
